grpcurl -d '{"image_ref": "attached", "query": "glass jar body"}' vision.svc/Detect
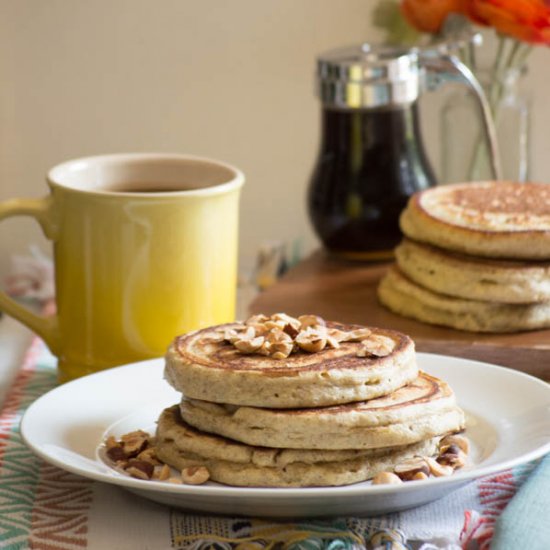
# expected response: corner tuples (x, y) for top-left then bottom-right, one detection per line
(441, 68), (530, 183)
(308, 103), (436, 260)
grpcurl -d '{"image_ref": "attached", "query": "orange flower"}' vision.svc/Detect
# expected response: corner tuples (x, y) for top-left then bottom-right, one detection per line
(468, 0), (550, 43)
(401, 0), (469, 33)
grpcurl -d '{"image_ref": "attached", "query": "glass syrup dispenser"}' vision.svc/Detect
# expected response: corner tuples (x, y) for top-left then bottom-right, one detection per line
(307, 43), (501, 260)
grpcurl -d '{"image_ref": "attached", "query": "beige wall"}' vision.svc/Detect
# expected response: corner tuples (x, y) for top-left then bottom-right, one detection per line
(0, 0), (382, 279)
(0, 1), (548, 281)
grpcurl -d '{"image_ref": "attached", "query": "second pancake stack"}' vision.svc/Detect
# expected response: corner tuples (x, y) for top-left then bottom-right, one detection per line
(155, 313), (465, 487)
(378, 181), (550, 333)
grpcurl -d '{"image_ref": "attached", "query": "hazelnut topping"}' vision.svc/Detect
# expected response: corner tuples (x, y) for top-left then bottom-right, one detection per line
(220, 313), (396, 360)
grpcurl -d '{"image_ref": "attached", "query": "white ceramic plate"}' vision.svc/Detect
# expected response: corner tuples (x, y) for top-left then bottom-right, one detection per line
(21, 353), (550, 518)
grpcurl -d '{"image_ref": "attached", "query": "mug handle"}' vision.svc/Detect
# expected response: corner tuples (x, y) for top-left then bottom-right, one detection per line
(0, 197), (60, 354)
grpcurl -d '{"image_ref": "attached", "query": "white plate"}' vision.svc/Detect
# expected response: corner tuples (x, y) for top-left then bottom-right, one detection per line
(21, 353), (550, 518)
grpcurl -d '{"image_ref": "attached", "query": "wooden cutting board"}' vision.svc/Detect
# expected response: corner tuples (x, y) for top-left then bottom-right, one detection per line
(249, 251), (550, 381)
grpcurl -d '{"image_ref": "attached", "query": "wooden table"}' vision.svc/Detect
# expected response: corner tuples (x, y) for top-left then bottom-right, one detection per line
(250, 251), (550, 381)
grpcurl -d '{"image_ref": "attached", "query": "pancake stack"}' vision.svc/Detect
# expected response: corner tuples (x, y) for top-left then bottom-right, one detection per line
(378, 181), (550, 333)
(155, 313), (465, 487)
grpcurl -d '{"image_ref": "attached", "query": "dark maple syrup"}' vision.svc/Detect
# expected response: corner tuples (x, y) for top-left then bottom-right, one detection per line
(308, 103), (436, 260)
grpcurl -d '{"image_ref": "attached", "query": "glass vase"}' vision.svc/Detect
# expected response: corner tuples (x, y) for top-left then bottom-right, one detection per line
(441, 67), (530, 183)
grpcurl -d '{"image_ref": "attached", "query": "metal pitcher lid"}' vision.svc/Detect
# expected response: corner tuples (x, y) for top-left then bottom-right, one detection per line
(317, 43), (423, 109)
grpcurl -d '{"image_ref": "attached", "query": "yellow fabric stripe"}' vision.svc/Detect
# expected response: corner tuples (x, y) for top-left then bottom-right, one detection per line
(173, 528), (363, 547)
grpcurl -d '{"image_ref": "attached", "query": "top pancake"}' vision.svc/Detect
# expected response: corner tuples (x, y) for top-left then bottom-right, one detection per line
(165, 317), (417, 408)
(400, 181), (550, 259)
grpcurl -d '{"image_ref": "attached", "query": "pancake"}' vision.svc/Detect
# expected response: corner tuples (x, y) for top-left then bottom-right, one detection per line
(395, 239), (550, 304)
(400, 181), (550, 260)
(378, 266), (550, 333)
(165, 319), (417, 408)
(155, 406), (443, 487)
(179, 372), (465, 450)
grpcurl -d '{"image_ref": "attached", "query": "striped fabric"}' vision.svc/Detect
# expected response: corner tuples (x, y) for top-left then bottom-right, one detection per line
(0, 339), (93, 549)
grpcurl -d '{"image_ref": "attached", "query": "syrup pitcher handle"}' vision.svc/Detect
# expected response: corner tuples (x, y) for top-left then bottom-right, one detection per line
(0, 197), (61, 354)
(421, 53), (503, 181)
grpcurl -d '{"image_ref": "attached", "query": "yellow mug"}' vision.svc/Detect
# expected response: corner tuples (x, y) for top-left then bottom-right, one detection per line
(0, 153), (244, 381)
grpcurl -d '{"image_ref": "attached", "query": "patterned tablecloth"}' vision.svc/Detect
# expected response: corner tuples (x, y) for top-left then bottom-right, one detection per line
(0, 338), (545, 550)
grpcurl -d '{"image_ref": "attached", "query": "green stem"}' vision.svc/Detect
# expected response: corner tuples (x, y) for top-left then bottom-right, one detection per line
(491, 40), (531, 117)
(461, 45), (468, 67)
(509, 41), (532, 68)
(490, 37), (518, 113)
(512, 43), (534, 72)
(493, 36), (507, 75)
(469, 40), (477, 73)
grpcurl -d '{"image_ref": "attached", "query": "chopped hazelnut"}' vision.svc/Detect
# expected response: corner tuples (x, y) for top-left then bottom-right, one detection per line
(154, 464), (172, 481)
(298, 314), (326, 329)
(234, 336), (265, 353)
(425, 456), (454, 477)
(105, 436), (119, 449)
(437, 446), (467, 470)
(439, 434), (470, 455)
(181, 466), (210, 485)
(394, 457), (429, 481)
(125, 459), (154, 480)
(106, 445), (128, 463)
(120, 430), (149, 457)
(372, 471), (403, 485)
(137, 447), (161, 466)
